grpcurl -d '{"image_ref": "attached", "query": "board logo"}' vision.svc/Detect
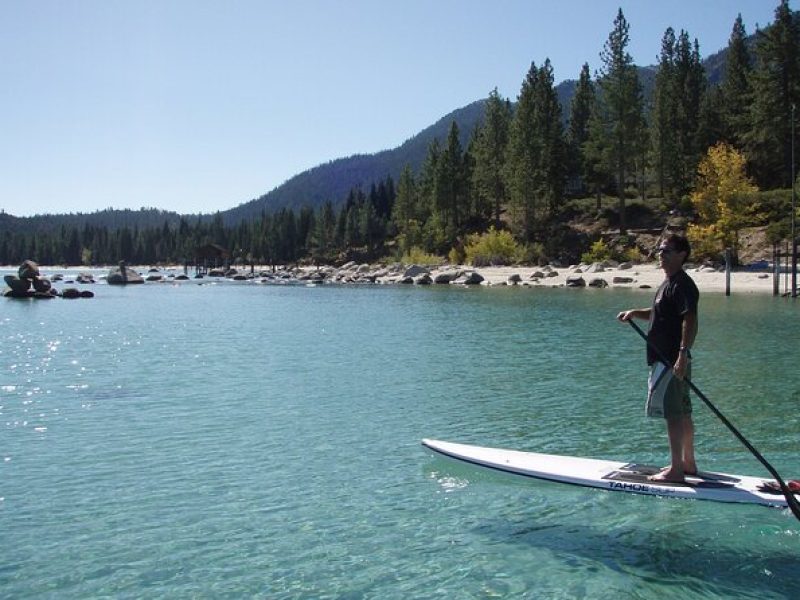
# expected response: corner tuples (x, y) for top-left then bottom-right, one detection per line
(608, 481), (674, 495)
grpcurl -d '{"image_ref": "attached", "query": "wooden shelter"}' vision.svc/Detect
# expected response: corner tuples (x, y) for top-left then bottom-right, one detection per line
(194, 243), (230, 275)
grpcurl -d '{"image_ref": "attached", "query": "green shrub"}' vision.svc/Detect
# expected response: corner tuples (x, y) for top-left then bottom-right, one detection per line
(515, 242), (547, 265)
(620, 245), (645, 263)
(581, 238), (612, 264)
(464, 227), (521, 267)
(401, 246), (444, 267)
(448, 245), (465, 265)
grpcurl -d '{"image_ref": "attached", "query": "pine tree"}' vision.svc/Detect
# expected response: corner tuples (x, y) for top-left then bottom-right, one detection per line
(746, 0), (800, 188)
(720, 14), (753, 146)
(311, 202), (336, 264)
(472, 89), (511, 228)
(505, 62), (541, 240)
(417, 138), (440, 226)
(433, 121), (467, 238)
(391, 165), (420, 252)
(675, 33), (707, 194)
(651, 27), (680, 199)
(297, 206), (315, 256)
(598, 9), (644, 234)
(532, 59), (567, 223)
(583, 101), (614, 210)
(567, 64), (596, 195)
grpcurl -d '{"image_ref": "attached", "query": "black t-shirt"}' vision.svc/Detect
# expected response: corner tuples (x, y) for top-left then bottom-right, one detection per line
(647, 269), (699, 366)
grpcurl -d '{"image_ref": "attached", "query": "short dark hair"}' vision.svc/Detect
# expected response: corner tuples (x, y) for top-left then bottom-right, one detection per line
(664, 234), (691, 264)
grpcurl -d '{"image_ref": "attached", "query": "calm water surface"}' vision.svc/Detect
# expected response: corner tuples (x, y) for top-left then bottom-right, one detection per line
(1, 272), (799, 598)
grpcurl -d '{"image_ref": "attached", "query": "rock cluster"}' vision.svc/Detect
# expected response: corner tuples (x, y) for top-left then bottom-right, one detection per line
(3, 260), (94, 299)
(203, 259), (645, 290)
(287, 262), (490, 287)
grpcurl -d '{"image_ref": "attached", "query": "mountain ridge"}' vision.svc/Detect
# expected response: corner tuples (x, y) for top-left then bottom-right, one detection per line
(1, 36), (737, 232)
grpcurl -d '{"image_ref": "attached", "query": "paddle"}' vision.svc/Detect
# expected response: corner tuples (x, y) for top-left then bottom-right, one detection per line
(626, 319), (800, 521)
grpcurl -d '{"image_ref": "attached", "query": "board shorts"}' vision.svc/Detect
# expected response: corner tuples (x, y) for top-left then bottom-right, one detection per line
(646, 362), (692, 419)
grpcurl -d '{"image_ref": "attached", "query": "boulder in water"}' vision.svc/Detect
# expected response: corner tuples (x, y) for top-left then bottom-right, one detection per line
(32, 276), (52, 293)
(18, 260), (39, 280)
(4, 274), (31, 293)
(588, 278), (608, 288)
(107, 261), (144, 285)
(566, 275), (586, 288)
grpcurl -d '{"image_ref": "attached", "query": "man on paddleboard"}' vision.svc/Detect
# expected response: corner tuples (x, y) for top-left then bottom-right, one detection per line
(617, 234), (699, 483)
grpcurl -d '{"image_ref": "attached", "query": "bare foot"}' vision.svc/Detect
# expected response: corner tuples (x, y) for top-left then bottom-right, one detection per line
(648, 469), (685, 483)
(657, 465), (698, 477)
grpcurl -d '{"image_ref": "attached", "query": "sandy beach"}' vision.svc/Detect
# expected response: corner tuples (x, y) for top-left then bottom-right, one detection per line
(291, 260), (783, 295)
(469, 262), (782, 295)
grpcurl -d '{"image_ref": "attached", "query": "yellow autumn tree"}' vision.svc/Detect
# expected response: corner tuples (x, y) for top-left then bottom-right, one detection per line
(688, 143), (758, 262)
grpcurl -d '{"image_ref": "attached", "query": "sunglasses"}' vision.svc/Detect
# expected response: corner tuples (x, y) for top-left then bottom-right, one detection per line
(657, 246), (674, 255)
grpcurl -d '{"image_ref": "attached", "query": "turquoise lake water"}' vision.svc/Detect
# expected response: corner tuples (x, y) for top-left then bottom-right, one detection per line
(1, 272), (799, 599)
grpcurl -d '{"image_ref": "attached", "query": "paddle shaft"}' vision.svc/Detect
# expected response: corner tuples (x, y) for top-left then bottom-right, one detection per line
(627, 319), (800, 521)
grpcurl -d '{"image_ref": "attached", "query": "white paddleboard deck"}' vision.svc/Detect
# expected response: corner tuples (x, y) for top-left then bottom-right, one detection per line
(422, 439), (791, 508)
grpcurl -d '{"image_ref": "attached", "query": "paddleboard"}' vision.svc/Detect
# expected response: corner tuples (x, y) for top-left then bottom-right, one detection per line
(422, 439), (793, 509)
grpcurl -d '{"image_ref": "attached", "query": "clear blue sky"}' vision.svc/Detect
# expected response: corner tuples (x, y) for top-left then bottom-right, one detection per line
(0, 0), (777, 217)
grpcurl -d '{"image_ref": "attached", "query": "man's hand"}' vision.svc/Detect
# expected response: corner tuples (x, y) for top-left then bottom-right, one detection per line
(674, 352), (689, 380)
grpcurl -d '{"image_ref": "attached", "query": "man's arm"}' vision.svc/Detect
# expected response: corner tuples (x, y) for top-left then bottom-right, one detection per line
(616, 308), (652, 322)
(673, 311), (697, 379)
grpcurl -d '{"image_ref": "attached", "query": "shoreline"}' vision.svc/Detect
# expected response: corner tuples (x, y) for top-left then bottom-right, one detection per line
(470, 263), (779, 295)
(2, 261), (785, 295)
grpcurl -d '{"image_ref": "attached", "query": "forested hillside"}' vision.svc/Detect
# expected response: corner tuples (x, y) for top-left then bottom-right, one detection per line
(0, 208), (185, 234)
(220, 100), (488, 225)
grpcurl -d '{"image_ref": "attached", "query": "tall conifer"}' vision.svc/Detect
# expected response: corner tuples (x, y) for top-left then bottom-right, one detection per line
(746, 0), (800, 188)
(472, 89), (511, 228)
(598, 9), (644, 234)
(567, 64), (596, 195)
(651, 27), (680, 199)
(505, 62), (540, 240)
(720, 14), (753, 146)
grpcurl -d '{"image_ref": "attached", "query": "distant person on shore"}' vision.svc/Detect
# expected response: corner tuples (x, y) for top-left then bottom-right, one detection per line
(617, 234), (699, 483)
